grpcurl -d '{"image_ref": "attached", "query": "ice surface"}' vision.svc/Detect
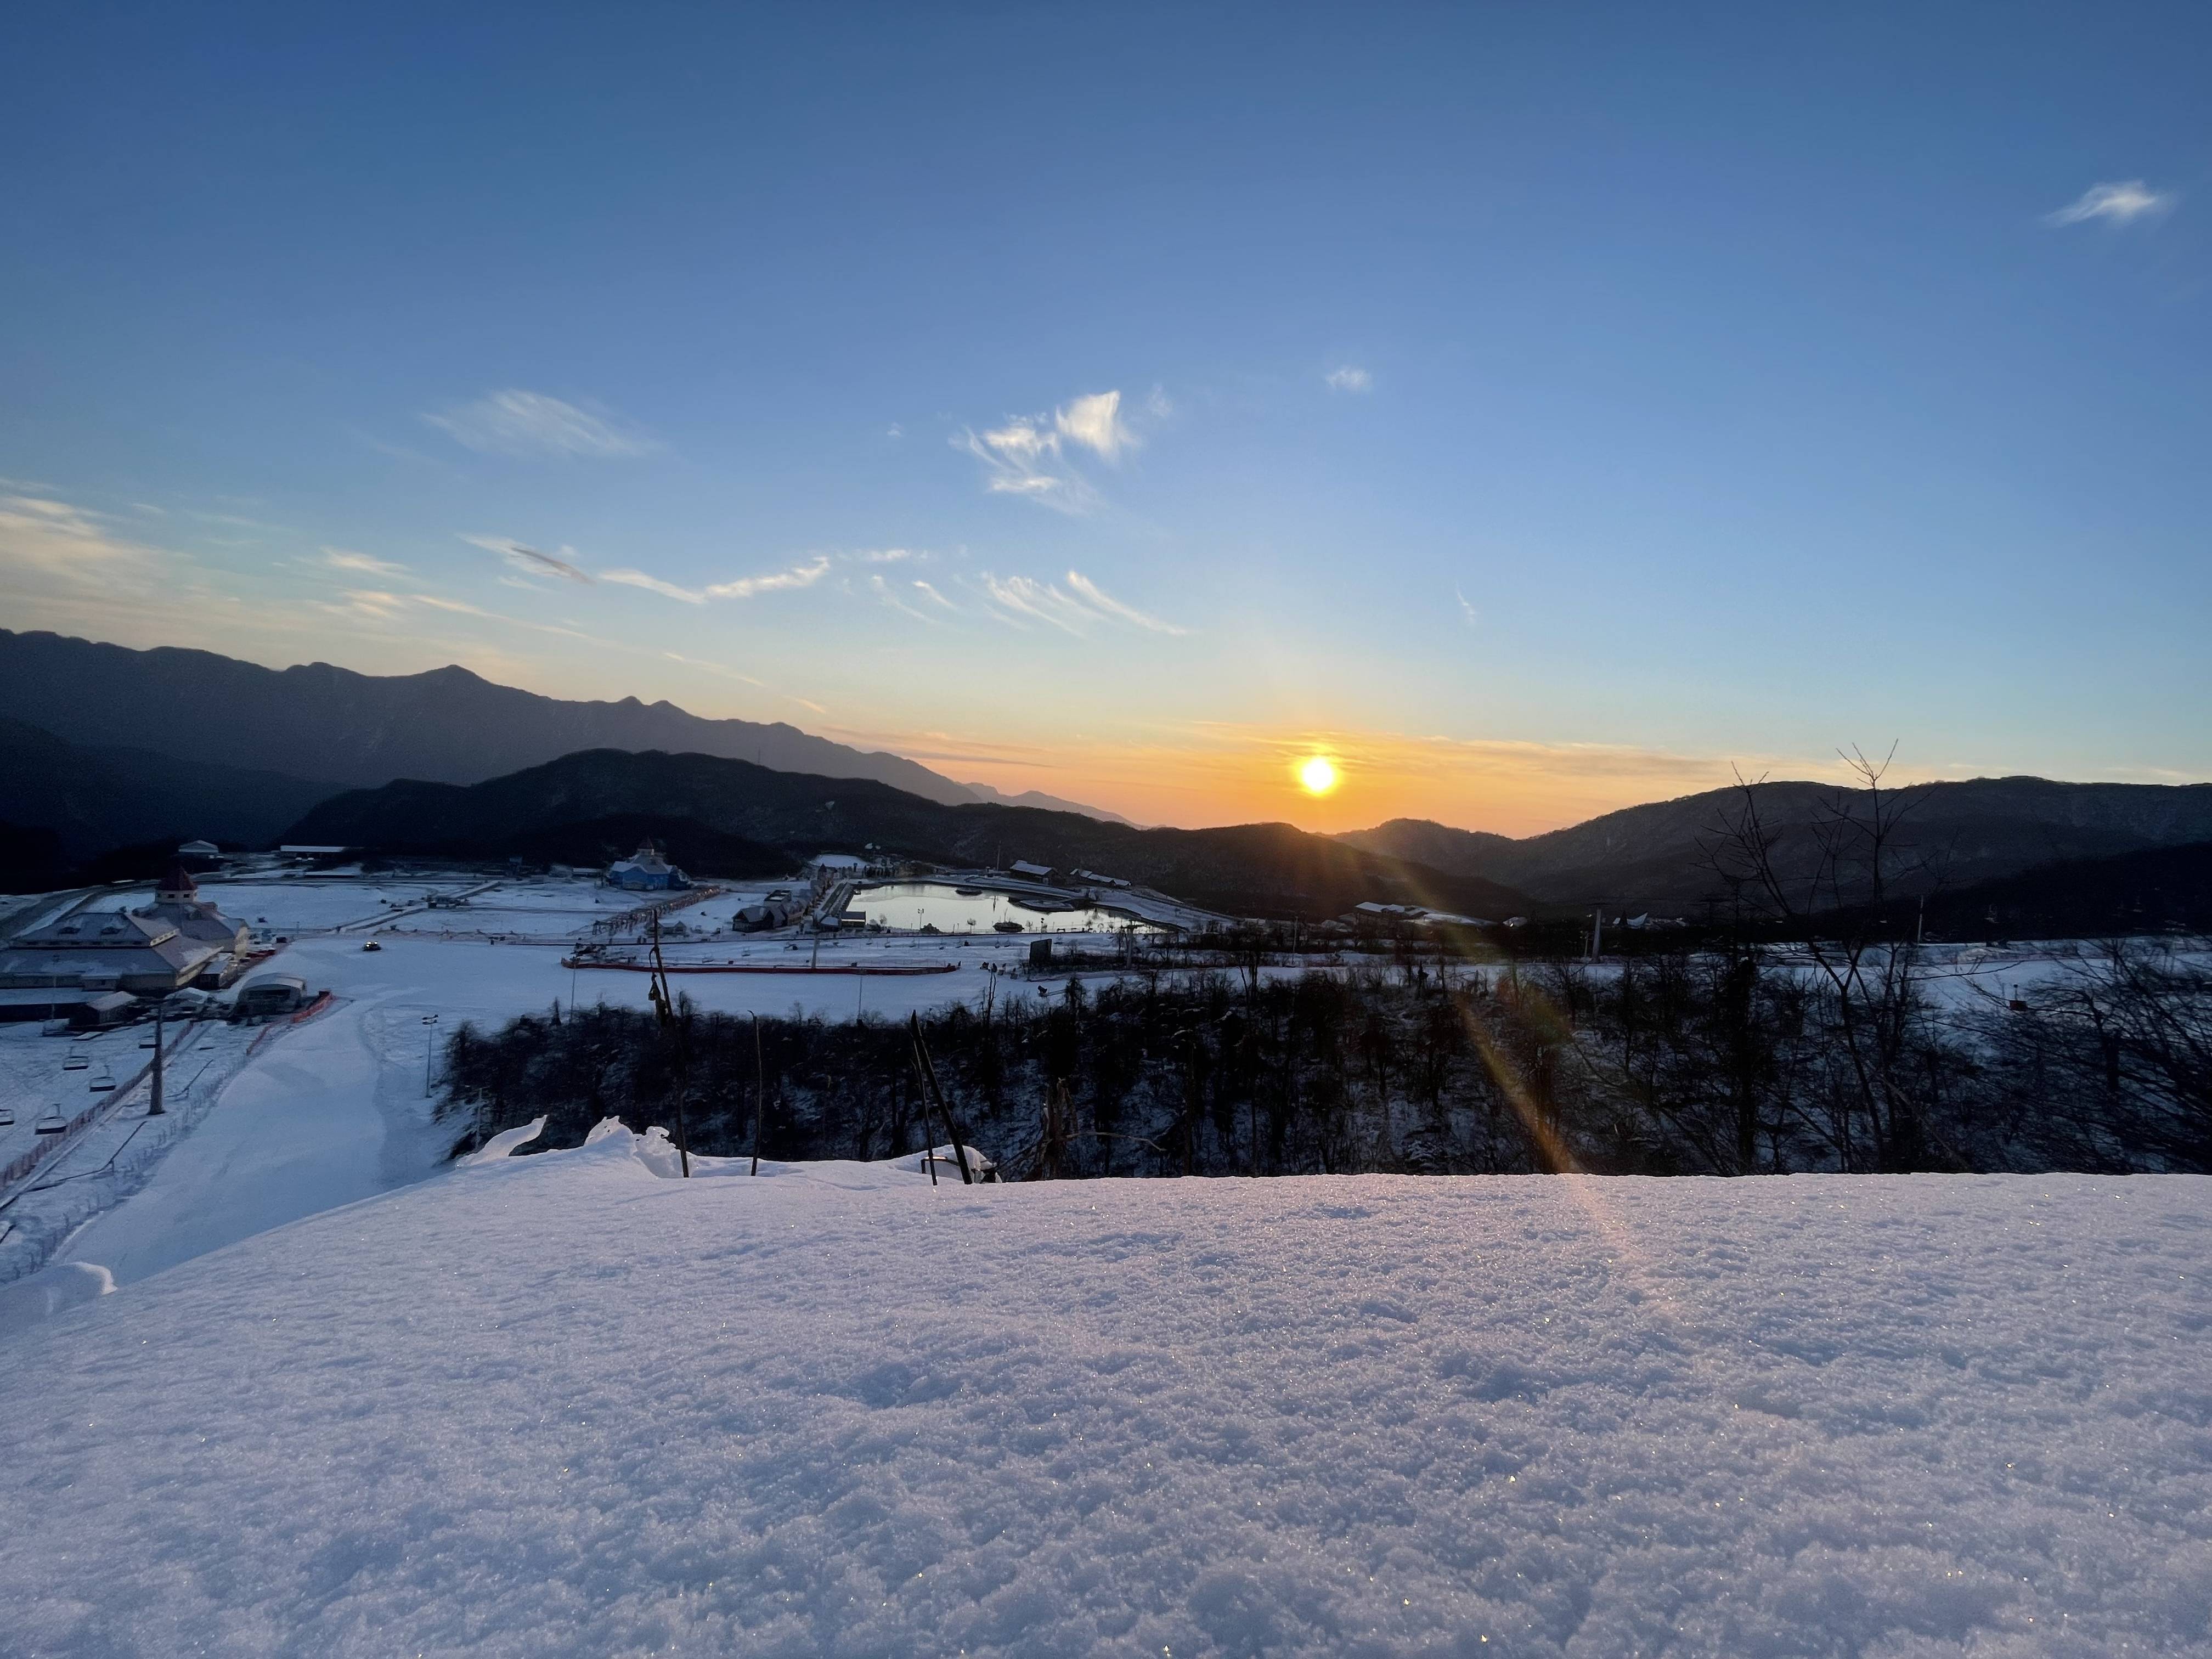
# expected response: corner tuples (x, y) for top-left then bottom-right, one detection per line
(3, 1146), (2208, 1657)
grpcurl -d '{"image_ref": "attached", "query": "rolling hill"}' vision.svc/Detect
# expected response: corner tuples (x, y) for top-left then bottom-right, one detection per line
(1342, 777), (2212, 909)
(285, 748), (1536, 922)
(0, 717), (338, 877)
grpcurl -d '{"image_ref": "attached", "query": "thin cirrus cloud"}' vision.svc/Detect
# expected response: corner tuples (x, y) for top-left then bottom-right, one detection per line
(974, 570), (1188, 637)
(321, 547), (408, 577)
(459, 534), (592, 583)
(2045, 180), (2177, 227)
(1325, 365), (1373, 393)
(423, 390), (657, 459)
(0, 493), (162, 587)
(955, 389), (1141, 514)
(868, 574), (938, 623)
(602, 555), (834, 605)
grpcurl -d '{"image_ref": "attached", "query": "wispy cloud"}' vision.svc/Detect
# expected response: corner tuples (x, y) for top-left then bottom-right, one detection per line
(601, 568), (705, 604)
(0, 495), (162, 587)
(974, 569), (1188, 637)
(1064, 570), (1188, 635)
(706, 555), (831, 601)
(318, 587), (592, 641)
(662, 650), (764, 687)
(1456, 587), (1479, 627)
(594, 550), (861, 606)
(2045, 180), (2177, 228)
(1325, 365), (1373, 393)
(869, 573), (939, 623)
(911, 579), (957, 612)
(955, 388), (1147, 513)
(425, 390), (657, 459)
(322, 546), (408, 577)
(1055, 390), (1134, 461)
(459, 534), (593, 583)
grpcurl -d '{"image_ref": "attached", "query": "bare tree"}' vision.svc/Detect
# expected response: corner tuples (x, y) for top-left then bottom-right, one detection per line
(1702, 747), (1954, 1171)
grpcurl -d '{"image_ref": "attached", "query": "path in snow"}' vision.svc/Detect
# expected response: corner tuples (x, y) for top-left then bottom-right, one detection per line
(4, 1142), (2208, 1657)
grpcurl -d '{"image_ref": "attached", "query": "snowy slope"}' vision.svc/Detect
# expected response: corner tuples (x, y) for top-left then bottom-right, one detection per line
(4, 1142), (2209, 1657)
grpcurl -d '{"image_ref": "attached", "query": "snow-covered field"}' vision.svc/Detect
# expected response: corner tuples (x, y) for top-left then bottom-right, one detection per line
(2, 1132), (2206, 1657)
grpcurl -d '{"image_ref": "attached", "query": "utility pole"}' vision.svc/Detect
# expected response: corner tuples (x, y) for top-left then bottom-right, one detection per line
(148, 998), (166, 1116)
(422, 1013), (439, 1096)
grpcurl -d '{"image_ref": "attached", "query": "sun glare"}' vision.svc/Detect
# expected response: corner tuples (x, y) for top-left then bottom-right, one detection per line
(1298, 755), (1339, 795)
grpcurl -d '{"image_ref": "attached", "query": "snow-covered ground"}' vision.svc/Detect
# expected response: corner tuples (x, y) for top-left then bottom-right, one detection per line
(3, 1134), (2207, 1656)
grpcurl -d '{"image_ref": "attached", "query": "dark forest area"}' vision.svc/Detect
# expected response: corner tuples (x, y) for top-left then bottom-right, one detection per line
(439, 935), (2212, 1180)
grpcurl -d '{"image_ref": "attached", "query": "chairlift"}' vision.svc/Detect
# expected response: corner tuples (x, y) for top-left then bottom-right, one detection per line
(63, 1051), (89, 1071)
(35, 1105), (67, 1135)
(89, 1066), (116, 1093)
(140, 1030), (159, 1048)
(0, 1105), (14, 1127)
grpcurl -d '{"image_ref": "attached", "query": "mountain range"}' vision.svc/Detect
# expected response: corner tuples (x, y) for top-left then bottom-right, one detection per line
(7, 630), (2211, 929)
(285, 748), (1534, 922)
(0, 629), (1128, 816)
(1340, 778), (2212, 908)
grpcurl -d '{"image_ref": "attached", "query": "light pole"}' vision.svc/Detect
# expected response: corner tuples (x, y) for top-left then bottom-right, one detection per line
(422, 1013), (440, 1096)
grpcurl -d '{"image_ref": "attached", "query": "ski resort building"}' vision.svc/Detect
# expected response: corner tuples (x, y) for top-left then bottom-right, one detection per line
(134, 864), (252, 960)
(606, 840), (689, 891)
(0, 908), (226, 1006)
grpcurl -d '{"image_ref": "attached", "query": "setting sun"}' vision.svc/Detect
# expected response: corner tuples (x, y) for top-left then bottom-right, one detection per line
(1297, 755), (1340, 795)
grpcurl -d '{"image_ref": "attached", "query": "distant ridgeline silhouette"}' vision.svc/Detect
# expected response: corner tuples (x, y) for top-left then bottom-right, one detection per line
(1341, 778), (2212, 908)
(0, 628), (976, 802)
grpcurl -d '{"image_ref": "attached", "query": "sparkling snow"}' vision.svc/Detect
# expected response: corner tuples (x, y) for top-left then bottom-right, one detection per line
(3, 1135), (2207, 1657)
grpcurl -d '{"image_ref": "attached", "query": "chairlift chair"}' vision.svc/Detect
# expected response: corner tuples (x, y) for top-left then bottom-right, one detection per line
(89, 1067), (116, 1093)
(35, 1105), (66, 1135)
(0, 1105), (14, 1127)
(63, 1051), (89, 1070)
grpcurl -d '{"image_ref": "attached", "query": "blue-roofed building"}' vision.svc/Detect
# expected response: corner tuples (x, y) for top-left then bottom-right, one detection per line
(607, 840), (689, 891)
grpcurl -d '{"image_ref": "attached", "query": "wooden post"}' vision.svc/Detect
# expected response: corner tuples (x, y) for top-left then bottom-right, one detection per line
(750, 1012), (764, 1177)
(648, 912), (691, 1177)
(148, 1000), (166, 1116)
(907, 1013), (975, 1184)
(906, 1030), (939, 1185)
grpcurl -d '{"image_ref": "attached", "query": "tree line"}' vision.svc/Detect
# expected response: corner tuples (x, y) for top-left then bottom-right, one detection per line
(436, 934), (2210, 1178)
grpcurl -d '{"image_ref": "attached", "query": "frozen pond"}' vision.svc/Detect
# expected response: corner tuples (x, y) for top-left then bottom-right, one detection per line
(850, 881), (1164, 935)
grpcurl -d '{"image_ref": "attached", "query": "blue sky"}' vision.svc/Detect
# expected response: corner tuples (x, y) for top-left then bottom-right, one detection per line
(2, 2), (2205, 831)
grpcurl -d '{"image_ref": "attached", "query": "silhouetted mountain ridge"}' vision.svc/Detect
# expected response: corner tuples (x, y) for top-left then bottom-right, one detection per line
(0, 629), (975, 804)
(1341, 777), (2212, 907)
(0, 716), (337, 873)
(286, 748), (1537, 921)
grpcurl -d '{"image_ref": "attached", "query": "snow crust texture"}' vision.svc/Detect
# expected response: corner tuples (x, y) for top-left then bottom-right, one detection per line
(3, 1148), (2209, 1657)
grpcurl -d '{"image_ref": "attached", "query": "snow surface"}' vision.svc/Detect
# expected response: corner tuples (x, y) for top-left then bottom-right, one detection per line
(4, 1139), (2208, 1657)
